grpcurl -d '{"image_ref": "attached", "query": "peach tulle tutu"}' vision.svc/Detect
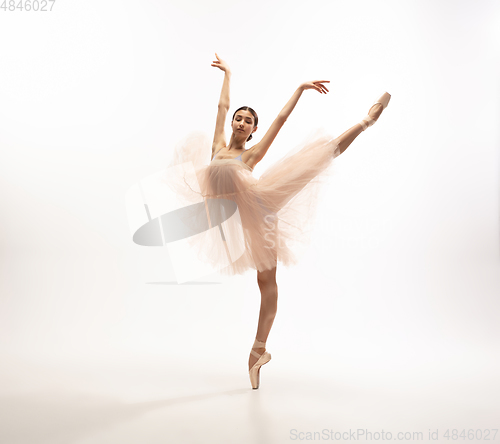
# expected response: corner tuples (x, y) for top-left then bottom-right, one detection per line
(164, 129), (341, 276)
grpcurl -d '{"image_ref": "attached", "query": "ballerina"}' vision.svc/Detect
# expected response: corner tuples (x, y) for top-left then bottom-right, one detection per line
(170, 53), (391, 389)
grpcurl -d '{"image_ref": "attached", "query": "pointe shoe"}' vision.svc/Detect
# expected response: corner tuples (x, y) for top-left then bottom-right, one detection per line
(359, 92), (391, 131)
(249, 339), (272, 389)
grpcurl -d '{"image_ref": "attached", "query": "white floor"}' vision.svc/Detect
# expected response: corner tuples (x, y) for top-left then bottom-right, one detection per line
(1, 342), (499, 444)
(1, 248), (499, 444)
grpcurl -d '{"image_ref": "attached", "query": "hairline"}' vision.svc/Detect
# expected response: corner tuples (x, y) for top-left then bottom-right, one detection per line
(233, 109), (257, 126)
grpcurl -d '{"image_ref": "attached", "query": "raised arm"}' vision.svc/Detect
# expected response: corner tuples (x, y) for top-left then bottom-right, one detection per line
(249, 80), (330, 165)
(211, 53), (231, 155)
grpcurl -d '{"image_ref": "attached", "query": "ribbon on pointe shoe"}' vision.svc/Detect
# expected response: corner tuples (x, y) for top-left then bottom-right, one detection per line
(360, 115), (376, 131)
(250, 339), (266, 358)
(253, 339), (266, 348)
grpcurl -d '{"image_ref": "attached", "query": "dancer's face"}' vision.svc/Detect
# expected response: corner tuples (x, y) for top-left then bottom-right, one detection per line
(232, 110), (257, 140)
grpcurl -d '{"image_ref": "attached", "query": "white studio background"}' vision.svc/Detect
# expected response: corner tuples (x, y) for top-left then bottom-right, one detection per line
(0, 0), (499, 443)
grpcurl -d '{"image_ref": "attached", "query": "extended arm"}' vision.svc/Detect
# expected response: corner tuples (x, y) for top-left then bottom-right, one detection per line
(211, 54), (231, 154)
(279, 87), (306, 121)
(249, 80), (329, 165)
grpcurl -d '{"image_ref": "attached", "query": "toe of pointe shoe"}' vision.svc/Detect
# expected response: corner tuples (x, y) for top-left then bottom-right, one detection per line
(361, 92), (391, 131)
(249, 352), (272, 389)
(375, 92), (391, 109)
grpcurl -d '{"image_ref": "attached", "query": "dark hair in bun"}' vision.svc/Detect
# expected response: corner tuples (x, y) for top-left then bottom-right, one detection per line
(232, 106), (258, 141)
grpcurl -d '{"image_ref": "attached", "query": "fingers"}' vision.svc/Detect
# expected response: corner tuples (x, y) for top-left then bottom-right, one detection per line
(314, 81), (329, 88)
(211, 61), (225, 71)
(212, 53), (225, 69)
(319, 83), (330, 93)
(313, 80), (330, 94)
(312, 84), (328, 94)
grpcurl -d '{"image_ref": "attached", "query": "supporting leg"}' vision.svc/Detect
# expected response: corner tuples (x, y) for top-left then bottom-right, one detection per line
(249, 262), (278, 371)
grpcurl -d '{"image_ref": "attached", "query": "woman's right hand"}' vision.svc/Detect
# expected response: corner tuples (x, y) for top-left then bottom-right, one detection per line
(211, 53), (231, 74)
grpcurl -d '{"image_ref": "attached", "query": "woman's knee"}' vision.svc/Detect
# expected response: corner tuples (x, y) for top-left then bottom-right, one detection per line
(257, 267), (277, 288)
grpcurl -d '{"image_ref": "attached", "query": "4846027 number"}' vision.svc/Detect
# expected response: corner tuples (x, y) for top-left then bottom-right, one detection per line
(1, 0), (56, 12)
(443, 429), (498, 440)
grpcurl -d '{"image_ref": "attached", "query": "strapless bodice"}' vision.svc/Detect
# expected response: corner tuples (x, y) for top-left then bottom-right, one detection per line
(209, 158), (253, 172)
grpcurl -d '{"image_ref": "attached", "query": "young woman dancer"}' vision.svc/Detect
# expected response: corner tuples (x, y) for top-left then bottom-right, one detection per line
(168, 53), (390, 389)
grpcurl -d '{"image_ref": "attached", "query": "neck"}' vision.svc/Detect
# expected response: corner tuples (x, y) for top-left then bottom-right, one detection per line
(227, 133), (246, 151)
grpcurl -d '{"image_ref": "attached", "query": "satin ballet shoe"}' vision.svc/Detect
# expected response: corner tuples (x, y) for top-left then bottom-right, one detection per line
(359, 92), (391, 131)
(249, 339), (271, 389)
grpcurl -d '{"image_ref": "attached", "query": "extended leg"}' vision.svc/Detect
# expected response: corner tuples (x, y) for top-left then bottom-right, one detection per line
(334, 97), (388, 155)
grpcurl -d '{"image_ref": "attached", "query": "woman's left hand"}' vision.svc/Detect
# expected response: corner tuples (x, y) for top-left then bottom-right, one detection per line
(300, 80), (330, 94)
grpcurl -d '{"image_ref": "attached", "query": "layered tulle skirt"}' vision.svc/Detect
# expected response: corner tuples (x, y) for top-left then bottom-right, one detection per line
(163, 129), (341, 276)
